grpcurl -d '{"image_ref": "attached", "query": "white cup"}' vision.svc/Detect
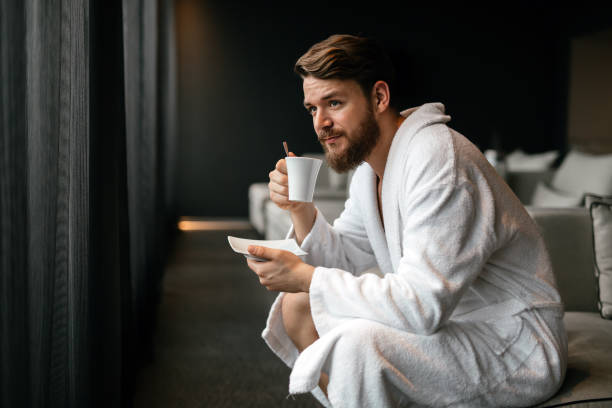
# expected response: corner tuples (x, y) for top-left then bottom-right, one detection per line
(286, 157), (322, 202)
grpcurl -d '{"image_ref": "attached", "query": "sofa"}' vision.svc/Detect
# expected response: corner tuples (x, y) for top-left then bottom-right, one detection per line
(252, 149), (612, 239)
(247, 150), (612, 406)
(529, 204), (612, 407)
(525, 149), (612, 207)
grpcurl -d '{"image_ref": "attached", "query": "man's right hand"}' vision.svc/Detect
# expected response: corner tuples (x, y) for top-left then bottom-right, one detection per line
(268, 152), (317, 245)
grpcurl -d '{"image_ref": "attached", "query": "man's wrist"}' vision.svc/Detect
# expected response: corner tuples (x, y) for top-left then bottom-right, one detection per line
(290, 204), (317, 246)
(291, 202), (316, 219)
(297, 263), (315, 293)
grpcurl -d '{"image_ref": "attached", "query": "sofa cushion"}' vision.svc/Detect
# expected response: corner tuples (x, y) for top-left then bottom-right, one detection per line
(263, 201), (293, 240)
(585, 194), (612, 319)
(328, 167), (348, 190)
(532, 181), (584, 207)
(535, 312), (612, 407)
(248, 182), (270, 235)
(526, 207), (598, 312)
(263, 199), (347, 240)
(304, 152), (355, 194)
(303, 152), (330, 189)
(506, 169), (555, 205)
(552, 150), (612, 197)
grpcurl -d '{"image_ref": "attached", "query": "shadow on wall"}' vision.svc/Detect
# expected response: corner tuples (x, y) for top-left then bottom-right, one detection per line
(567, 27), (612, 154)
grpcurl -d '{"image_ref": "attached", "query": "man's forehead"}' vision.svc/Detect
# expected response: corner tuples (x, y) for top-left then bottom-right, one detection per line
(302, 77), (358, 104)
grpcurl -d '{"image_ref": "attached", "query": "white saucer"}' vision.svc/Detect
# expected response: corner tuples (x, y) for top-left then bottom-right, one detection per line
(227, 236), (307, 261)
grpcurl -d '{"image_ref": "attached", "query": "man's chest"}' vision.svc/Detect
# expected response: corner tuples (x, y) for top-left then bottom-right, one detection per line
(377, 177), (384, 227)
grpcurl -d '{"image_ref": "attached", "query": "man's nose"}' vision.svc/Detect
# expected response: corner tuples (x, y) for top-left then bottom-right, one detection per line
(314, 111), (332, 132)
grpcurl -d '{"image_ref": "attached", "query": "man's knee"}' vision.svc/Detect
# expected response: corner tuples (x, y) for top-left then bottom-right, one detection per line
(281, 293), (318, 351)
(282, 292), (311, 319)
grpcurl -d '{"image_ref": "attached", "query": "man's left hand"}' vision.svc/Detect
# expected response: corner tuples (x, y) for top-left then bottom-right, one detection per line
(246, 246), (315, 293)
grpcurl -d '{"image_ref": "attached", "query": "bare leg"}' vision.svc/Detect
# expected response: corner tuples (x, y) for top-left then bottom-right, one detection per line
(282, 293), (329, 395)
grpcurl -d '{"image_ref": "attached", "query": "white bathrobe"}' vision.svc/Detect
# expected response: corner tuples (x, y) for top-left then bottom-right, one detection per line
(262, 103), (567, 407)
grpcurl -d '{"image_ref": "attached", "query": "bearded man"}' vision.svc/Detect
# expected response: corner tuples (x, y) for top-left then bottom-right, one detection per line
(246, 34), (566, 407)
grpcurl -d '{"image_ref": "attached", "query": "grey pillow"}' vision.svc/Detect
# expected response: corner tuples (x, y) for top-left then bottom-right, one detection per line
(585, 194), (612, 319)
(531, 181), (583, 207)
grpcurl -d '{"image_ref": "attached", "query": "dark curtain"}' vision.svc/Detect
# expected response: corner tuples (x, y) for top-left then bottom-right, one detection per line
(0, 0), (177, 406)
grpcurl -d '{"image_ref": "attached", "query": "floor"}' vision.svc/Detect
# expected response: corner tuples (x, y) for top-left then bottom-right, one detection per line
(132, 226), (319, 407)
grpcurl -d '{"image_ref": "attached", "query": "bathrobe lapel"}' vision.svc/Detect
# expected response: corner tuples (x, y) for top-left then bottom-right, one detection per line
(360, 167), (394, 275)
(380, 133), (404, 273)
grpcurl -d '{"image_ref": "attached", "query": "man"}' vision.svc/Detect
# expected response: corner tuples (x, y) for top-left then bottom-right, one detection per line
(246, 34), (567, 407)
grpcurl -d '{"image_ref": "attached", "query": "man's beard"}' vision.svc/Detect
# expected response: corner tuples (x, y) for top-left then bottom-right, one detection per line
(318, 108), (381, 173)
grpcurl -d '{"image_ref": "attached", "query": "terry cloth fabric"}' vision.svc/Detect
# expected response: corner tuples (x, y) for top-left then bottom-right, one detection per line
(261, 102), (567, 407)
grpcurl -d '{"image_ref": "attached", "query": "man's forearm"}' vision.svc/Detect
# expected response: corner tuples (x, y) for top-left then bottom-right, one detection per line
(290, 204), (317, 246)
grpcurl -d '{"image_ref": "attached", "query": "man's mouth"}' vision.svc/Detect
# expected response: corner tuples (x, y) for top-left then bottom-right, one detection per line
(320, 135), (342, 144)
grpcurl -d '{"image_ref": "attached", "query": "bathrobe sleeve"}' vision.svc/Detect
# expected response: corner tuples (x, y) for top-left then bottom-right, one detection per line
(309, 179), (498, 336)
(287, 180), (379, 275)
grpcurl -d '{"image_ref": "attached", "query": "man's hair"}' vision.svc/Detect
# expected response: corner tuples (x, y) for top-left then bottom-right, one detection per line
(294, 34), (396, 106)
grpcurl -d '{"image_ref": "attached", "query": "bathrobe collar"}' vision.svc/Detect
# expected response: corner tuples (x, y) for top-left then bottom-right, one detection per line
(364, 102), (451, 274)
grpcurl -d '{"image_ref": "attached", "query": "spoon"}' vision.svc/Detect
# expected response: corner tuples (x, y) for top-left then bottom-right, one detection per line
(283, 141), (289, 156)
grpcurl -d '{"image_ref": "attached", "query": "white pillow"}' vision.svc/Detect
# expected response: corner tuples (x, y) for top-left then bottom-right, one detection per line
(531, 181), (583, 207)
(552, 150), (612, 197)
(505, 149), (559, 171)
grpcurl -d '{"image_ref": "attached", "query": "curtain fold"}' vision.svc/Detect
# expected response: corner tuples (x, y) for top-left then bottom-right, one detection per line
(89, 1), (130, 406)
(158, 0), (178, 238)
(122, 0), (161, 368)
(0, 1), (29, 407)
(0, 0), (177, 406)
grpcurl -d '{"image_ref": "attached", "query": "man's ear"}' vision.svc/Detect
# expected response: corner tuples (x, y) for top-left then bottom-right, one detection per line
(371, 80), (391, 113)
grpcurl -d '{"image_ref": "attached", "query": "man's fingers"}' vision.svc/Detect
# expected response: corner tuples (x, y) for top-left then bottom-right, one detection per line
(268, 181), (288, 196)
(288, 151), (296, 157)
(269, 191), (288, 205)
(269, 170), (288, 186)
(275, 159), (288, 174)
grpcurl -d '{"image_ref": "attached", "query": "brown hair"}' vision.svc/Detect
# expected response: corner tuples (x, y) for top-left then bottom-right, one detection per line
(294, 34), (396, 106)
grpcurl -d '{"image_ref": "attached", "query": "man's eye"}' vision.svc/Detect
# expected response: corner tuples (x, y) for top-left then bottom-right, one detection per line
(307, 106), (317, 115)
(330, 100), (341, 107)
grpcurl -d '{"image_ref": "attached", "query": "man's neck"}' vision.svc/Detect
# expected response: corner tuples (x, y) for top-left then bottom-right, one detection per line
(366, 111), (406, 180)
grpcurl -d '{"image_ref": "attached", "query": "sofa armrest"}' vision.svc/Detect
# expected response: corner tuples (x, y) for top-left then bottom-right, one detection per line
(526, 206), (598, 312)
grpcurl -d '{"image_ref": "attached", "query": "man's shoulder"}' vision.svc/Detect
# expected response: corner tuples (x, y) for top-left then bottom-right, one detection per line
(393, 124), (493, 196)
(397, 122), (456, 171)
(401, 123), (483, 168)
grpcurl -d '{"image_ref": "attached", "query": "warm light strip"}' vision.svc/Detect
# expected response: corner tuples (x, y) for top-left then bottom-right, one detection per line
(177, 219), (253, 231)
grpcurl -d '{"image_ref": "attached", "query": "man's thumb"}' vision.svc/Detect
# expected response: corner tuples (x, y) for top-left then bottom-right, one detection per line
(288, 151), (297, 157)
(248, 245), (277, 260)
(248, 245), (263, 256)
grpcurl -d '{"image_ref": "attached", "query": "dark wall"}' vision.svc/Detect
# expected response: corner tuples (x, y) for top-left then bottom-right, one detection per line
(175, 1), (612, 217)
